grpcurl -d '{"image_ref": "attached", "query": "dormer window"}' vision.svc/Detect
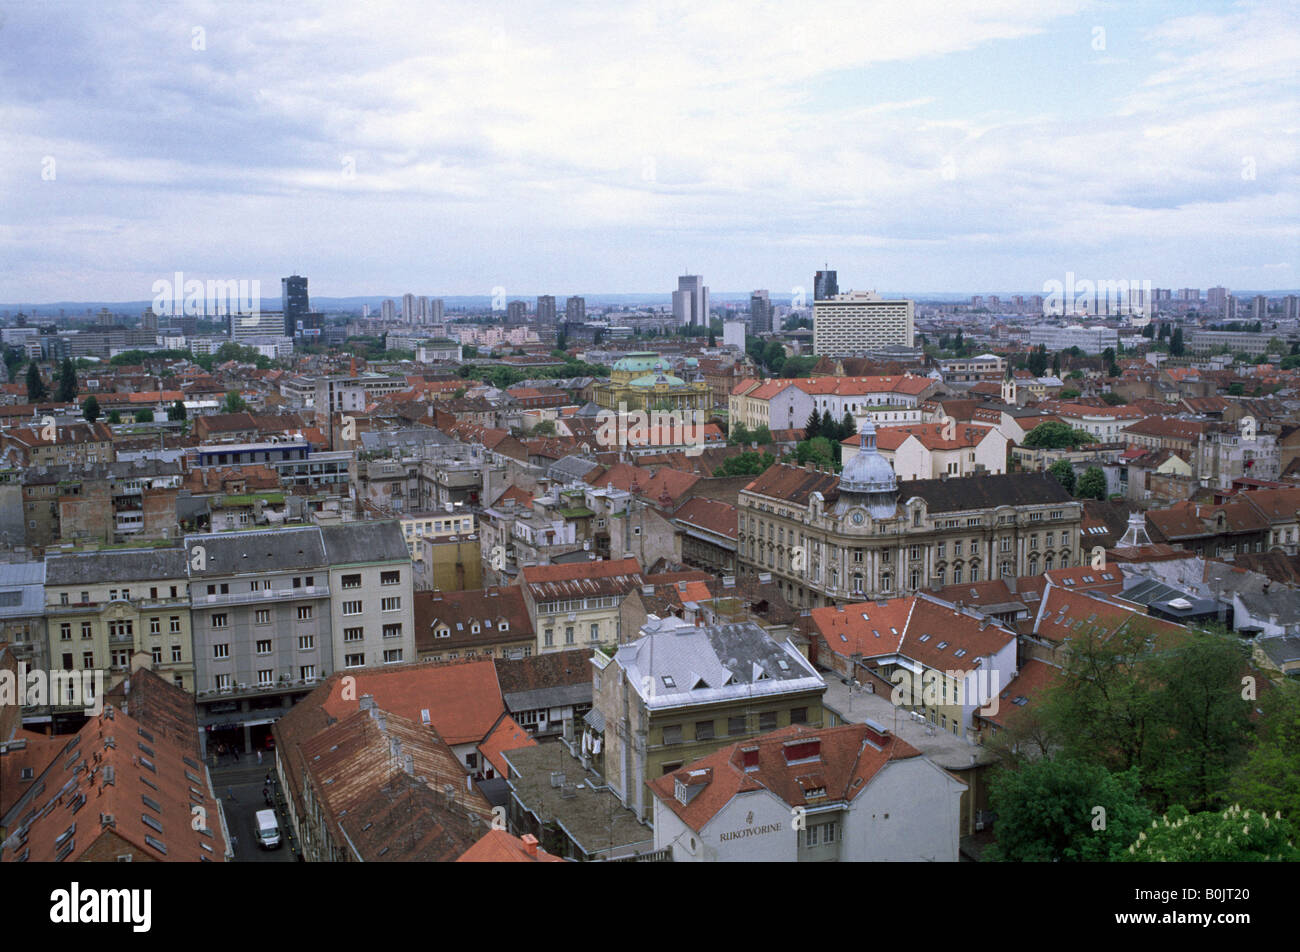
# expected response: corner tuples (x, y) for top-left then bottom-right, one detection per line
(499, 620), (509, 632)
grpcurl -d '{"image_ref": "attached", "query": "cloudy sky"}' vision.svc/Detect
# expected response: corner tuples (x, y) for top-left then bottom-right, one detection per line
(1, 0), (1297, 303)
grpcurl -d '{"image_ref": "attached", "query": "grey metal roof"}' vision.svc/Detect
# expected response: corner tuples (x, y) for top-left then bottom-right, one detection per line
(615, 616), (823, 709)
(320, 521), (410, 565)
(547, 456), (600, 483)
(1257, 635), (1300, 667)
(1237, 590), (1300, 626)
(503, 682), (592, 714)
(183, 526), (326, 577)
(583, 708), (605, 733)
(46, 548), (189, 585)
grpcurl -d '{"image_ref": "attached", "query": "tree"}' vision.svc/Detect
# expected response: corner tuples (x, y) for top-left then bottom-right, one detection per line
(1170, 327), (1185, 356)
(1141, 323), (1155, 339)
(1051, 352), (1061, 377)
(1100, 391), (1127, 406)
(840, 410), (857, 441)
(555, 326), (567, 351)
(57, 357), (77, 402)
(1142, 629), (1254, 811)
(532, 420), (556, 436)
(81, 395), (100, 423)
(751, 424), (773, 445)
(984, 759), (1152, 862)
(1228, 382), (1244, 396)
(25, 362), (47, 401)
(1023, 421), (1096, 449)
(794, 436), (835, 470)
(1158, 323), (1170, 339)
(135, 408), (154, 423)
(1122, 804), (1300, 862)
(1048, 459), (1076, 494)
(729, 422), (753, 446)
(713, 451), (777, 477)
(167, 399), (187, 421)
(221, 391), (248, 413)
(106, 409), (121, 424)
(708, 328), (716, 347)
(1059, 388), (1081, 400)
(1230, 683), (1300, 824)
(804, 409), (822, 441)
(1076, 466), (1106, 499)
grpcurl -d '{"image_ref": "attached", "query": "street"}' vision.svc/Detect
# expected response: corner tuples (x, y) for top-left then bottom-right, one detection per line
(211, 759), (299, 863)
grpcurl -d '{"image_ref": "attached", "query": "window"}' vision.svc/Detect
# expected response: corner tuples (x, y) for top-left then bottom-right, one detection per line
(381, 597), (400, 612)
(345, 653), (365, 668)
(255, 609), (271, 625)
(257, 670), (274, 686)
(60, 623), (71, 641)
(171, 644), (182, 663)
(298, 634), (315, 650)
(81, 622), (93, 639)
(790, 707), (808, 724)
(211, 613), (228, 629)
(758, 711), (778, 732)
(149, 618), (161, 635)
(589, 623), (599, 642)
(151, 646), (162, 664)
(82, 651), (95, 669)
(564, 626), (574, 645)
(695, 720), (715, 740)
(169, 616), (181, 633)
(341, 574), (361, 589)
(300, 665), (316, 681)
(215, 674), (231, 691)
(60, 592), (68, 605)
(342, 601), (362, 615)
(384, 649), (403, 663)
(297, 605), (312, 621)
(383, 624), (402, 639)
(662, 725), (683, 745)
(544, 628), (554, 647)
(213, 644), (229, 659)
(256, 639), (272, 655)
(381, 570), (400, 586)
(728, 715), (747, 735)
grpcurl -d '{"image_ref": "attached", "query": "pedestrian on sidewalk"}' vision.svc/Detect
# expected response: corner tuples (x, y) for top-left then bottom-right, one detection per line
(257, 749), (263, 765)
(232, 746), (240, 763)
(231, 834), (238, 853)
(227, 787), (236, 801)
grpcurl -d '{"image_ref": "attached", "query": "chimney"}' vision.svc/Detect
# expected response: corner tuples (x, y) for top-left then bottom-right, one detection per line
(522, 833), (539, 856)
(359, 694), (376, 713)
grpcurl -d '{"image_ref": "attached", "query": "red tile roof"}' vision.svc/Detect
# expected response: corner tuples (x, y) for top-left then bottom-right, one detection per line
(456, 829), (565, 862)
(647, 723), (924, 832)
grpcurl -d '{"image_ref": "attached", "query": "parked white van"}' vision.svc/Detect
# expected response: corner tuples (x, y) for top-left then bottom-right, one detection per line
(255, 809), (281, 849)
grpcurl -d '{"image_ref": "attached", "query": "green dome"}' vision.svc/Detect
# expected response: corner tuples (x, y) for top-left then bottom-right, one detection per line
(612, 353), (662, 373)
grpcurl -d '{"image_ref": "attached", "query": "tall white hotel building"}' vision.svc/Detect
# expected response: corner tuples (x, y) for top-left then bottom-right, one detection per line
(812, 290), (914, 355)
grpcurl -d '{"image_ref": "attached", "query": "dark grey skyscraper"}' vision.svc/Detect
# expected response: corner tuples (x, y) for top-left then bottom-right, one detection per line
(750, 290), (772, 334)
(536, 295), (556, 323)
(282, 275), (309, 336)
(565, 296), (586, 323)
(814, 269), (838, 301)
(507, 300), (527, 322)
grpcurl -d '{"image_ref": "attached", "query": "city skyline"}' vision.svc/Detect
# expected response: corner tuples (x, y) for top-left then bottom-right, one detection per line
(2, 1), (1296, 301)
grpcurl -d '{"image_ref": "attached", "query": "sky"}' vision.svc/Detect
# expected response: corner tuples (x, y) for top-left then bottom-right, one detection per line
(1, 0), (1297, 303)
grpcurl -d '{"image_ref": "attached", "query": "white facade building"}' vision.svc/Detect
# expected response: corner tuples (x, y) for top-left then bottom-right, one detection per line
(813, 291), (914, 355)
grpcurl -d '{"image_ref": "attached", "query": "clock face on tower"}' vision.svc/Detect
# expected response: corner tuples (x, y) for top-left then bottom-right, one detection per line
(851, 510), (865, 525)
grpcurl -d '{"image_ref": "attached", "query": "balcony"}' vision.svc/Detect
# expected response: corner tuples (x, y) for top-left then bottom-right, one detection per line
(196, 676), (325, 703)
(196, 584), (330, 608)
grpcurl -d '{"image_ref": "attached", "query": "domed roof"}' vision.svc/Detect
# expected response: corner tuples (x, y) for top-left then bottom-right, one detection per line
(630, 372), (686, 387)
(838, 418), (897, 497)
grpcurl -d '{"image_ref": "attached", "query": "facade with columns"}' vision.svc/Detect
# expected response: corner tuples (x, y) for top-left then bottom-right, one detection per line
(737, 420), (1083, 610)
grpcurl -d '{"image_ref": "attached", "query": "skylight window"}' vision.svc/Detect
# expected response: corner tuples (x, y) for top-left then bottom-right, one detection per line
(936, 641), (949, 650)
(953, 649), (967, 658)
(918, 634), (931, 642)
(661, 675), (676, 689)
